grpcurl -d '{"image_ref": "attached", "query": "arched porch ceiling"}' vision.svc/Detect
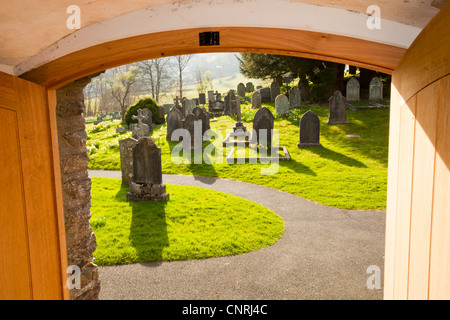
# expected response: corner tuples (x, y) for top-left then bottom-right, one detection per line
(0, 0), (446, 88)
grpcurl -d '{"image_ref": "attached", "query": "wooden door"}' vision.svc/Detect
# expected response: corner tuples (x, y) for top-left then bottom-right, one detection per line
(0, 72), (68, 299)
(384, 3), (450, 300)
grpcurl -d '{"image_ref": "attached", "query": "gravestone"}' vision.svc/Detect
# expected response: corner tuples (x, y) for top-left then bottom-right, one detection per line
(199, 93), (206, 105)
(297, 110), (322, 147)
(289, 86), (301, 109)
(119, 137), (138, 184)
(233, 96), (246, 133)
(130, 109), (151, 139)
(182, 113), (202, 150)
(275, 94), (289, 115)
(270, 81), (280, 102)
(252, 107), (274, 147)
(207, 90), (215, 104)
(251, 91), (262, 109)
(327, 91), (348, 124)
(126, 137), (169, 202)
(193, 106), (209, 137)
(184, 99), (196, 117)
(209, 100), (225, 113)
(237, 83), (246, 98)
(346, 77), (360, 101)
(158, 106), (165, 123)
(163, 104), (173, 114)
(369, 77), (383, 101)
(246, 82), (254, 93)
(224, 90), (237, 115)
(257, 87), (271, 103)
(140, 108), (153, 133)
(166, 107), (183, 141)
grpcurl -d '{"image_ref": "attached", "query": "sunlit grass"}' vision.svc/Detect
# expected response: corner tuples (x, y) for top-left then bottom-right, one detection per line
(91, 177), (284, 265)
(87, 102), (389, 210)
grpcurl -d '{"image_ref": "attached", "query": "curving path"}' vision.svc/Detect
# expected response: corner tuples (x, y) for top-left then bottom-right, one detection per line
(88, 170), (386, 300)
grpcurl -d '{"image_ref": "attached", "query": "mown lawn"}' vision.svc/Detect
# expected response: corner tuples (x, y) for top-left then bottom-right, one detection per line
(87, 102), (389, 210)
(90, 177), (284, 266)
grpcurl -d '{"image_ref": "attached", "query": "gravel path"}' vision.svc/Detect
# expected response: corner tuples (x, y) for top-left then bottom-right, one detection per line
(89, 170), (385, 300)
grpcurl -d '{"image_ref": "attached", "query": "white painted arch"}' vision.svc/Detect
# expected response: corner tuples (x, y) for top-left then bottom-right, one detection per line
(14, 0), (422, 77)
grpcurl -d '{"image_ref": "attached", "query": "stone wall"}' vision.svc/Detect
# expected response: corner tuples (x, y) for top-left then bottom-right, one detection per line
(56, 74), (101, 300)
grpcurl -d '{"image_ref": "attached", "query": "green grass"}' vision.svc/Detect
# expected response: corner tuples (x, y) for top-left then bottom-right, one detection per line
(87, 102), (389, 210)
(90, 177), (284, 266)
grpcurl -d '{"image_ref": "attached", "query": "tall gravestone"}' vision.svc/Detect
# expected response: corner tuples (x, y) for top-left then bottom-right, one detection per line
(251, 91), (262, 109)
(252, 107), (274, 147)
(297, 110), (322, 147)
(327, 91), (348, 124)
(126, 137), (169, 202)
(182, 113), (202, 150)
(369, 77), (383, 101)
(166, 107), (183, 141)
(237, 83), (246, 98)
(199, 93), (206, 105)
(346, 77), (360, 101)
(207, 90), (215, 104)
(289, 86), (301, 109)
(233, 96), (246, 133)
(275, 94), (289, 115)
(246, 82), (254, 93)
(270, 81), (280, 102)
(119, 137), (138, 184)
(130, 109), (150, 139)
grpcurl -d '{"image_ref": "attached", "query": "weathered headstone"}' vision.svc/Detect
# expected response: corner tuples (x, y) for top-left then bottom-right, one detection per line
(140, 108), (153, 133)
(369, 77), (383, 101)
(166, 107), (183, 141)
(289, 86), (301, 109)
(246, 82), (254, 93)
(224, 90), (237, 115)
(207, 90), (215, 104)
(251, 91), (262, 109)
(237, 83), (246, 98)
(199, 93), (206, 105)
(192, 106), (210, 137)
(183, 99), (196, 117)
(126, 137), (169, 202)
(182, 113), (202, 150)
(130, 109), (150, 139)
(119, 137), (138, 184)
(270, 81), (280, 102)
(257, 87), (271, 103)
(346, 77), (360, 101)
(275, 94), (289, 116)
(297, 110), (322, 147)
(327, 91), (348, 124)
(233, 96), (246, 133)
(252, 107), (274, 147)
(158, 106), (165, 123)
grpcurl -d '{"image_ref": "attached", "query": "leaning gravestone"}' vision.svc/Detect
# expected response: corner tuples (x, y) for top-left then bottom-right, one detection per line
(270, 81), (280, 102)
(252, 107), (274, 147)
(289, 86), (301, 109)
(346, 77), (360, 101)
(297, 110), (322, 147)
(237, 83), (246, 98)
(327, 91), (348, 124)
(126, 137), (169, 202)
(131, 109), (151, 139)
(275, 94), (289, 116)
(251, 91), (262, 109)
(166, 107), (183, 141)
(369, 77), (383, 101)
(119, 137), (138, 184)
(182, 113), (202, 150)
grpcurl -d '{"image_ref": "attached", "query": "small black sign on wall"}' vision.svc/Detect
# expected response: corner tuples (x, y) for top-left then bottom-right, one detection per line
(199, 32), (220, 46)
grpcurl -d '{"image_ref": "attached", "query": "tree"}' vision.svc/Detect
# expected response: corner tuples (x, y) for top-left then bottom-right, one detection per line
(107, 65), (140, 124)
(137, 58), (173, 103)
(196, 69), (213, 94)
(237, 53), (345, 102)
(172, 55), (193, 99)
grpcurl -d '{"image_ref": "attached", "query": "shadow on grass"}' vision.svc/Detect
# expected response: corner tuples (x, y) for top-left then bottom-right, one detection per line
(278, 156), (317, 176)
(115, 183), (169, 266)
(308, 146), (367, 168)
